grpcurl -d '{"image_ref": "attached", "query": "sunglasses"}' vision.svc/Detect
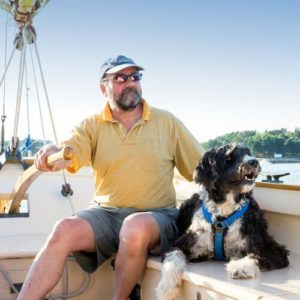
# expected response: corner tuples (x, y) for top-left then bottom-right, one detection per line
(103, 72), (143, 84)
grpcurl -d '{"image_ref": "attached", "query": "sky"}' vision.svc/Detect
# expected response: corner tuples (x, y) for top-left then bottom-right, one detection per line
(0, 0), (299, 144)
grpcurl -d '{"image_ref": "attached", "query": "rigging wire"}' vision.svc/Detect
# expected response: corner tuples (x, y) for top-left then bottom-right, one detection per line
(1, 6), (75, 214)
(29, 45), (47, 143)
(12, 42), (26, 149)
(33, 41), (74, 214)
(24, 53), (31, 138)
(33, 42), (58, 144)
(2, 12), (8, 117)
(1, 12), (9, 154)
(0, 47), (16, 89)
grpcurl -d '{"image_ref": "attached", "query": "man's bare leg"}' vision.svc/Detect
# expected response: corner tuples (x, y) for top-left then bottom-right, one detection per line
(17, 216), (95, 300)
(113, 213), (160, 300)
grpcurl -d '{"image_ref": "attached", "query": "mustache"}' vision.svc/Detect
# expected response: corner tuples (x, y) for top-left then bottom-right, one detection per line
(121, 87), (140, 97)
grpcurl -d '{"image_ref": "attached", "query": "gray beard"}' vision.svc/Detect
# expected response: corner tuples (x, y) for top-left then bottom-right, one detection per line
(115, 87), (142, 111)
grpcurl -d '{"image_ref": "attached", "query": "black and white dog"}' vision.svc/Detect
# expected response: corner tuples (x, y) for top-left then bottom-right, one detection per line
(156, 144), (289, 300)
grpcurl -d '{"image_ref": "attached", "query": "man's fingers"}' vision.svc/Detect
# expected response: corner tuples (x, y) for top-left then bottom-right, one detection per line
(34, 144), (61, 171)
(50, 160), (72, 172)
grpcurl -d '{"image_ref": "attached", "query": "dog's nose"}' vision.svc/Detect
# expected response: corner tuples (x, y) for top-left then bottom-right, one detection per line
(248, 159), (259, 167)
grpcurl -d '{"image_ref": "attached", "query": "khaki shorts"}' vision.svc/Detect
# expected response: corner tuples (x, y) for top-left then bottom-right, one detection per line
(73, 204), (179, 273)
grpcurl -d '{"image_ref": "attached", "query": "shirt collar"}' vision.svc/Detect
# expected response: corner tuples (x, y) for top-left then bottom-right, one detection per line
(102, 99), (152, 122)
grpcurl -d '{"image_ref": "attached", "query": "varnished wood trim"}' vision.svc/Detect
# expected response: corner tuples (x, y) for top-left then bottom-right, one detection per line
(256, 181), (300, 191)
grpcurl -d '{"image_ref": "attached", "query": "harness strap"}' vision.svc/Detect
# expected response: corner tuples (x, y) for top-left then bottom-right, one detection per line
(201, 201), (250, 260)
(214, 224), (227, 260)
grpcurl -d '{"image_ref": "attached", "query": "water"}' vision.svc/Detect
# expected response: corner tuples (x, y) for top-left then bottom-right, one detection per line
(257, 161), (300, 185)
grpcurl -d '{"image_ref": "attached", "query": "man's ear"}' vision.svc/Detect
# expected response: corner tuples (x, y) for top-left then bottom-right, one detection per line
(100, 83), (107, 96)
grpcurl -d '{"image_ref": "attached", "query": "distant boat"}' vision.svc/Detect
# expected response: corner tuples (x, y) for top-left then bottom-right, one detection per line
(268, 157), (300, 164)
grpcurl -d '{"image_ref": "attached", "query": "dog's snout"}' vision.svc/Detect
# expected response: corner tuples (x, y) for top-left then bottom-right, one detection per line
(248, 159), (259, 167)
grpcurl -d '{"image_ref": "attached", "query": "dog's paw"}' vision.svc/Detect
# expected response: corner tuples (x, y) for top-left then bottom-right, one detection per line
(226, 255), (260, 279)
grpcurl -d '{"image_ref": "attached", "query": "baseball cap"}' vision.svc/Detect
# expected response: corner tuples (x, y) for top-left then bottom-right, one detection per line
(99, 55), (144, 82)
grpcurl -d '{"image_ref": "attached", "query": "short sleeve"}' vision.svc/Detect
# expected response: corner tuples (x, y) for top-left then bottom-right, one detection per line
(61, 115), (100, 173)
(173, 117), (205, 181)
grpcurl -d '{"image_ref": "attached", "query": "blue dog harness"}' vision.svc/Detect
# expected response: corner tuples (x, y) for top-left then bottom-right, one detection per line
(201, 201), (250, 260)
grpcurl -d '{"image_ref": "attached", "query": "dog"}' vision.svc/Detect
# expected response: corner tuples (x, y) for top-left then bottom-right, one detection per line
(156, 144), (289, 300)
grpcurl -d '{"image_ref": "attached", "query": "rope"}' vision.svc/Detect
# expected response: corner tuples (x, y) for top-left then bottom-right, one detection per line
(0, 257), (91, 298)
(62, 260), (69, 299)
(0, 262), (20, 295)
(29, 45), (47, 143)
(46, 257), (91, 300)
(33, 41), (73, 214)
(67, 194), (75, 215)
(13, 43), (26, 149)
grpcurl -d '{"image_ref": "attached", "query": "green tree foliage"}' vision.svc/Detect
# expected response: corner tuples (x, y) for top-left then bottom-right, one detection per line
(202, 128), (300, 157)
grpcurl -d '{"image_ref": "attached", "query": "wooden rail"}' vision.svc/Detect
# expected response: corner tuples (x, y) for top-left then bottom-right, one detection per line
(4, 146), (74, 214)
(256, 181), (300, 191)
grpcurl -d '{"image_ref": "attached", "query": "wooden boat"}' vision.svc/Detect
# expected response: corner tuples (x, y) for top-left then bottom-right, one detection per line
(0, 2), (299, 299)
(1, 163), (300, 299)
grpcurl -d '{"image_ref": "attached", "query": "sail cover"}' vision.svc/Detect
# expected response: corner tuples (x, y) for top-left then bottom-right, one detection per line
(0, 0), (50, 48)
(0, 0), (49, 24)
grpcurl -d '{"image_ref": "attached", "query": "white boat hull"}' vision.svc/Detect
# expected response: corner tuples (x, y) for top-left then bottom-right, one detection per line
(1, 164), (300, 299)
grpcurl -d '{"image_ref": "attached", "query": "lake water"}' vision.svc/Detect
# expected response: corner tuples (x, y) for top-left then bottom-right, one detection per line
(257, 161), (300, 185)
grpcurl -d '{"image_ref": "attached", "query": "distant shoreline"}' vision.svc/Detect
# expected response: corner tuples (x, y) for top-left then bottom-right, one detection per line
(260, 158), (300, 164)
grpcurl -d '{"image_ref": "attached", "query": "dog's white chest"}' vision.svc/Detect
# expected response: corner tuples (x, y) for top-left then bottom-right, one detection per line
(188, 209), (248, 259)
(188, 210), (214, 259)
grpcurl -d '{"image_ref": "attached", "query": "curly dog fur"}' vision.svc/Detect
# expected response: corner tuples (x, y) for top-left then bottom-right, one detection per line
(156, 144), (289, 300)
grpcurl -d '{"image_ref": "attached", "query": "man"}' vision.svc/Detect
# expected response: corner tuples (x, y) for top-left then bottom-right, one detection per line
(17, 55), (204, 300)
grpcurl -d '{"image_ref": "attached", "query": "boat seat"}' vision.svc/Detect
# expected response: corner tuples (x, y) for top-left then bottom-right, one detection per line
(142, 255), (300, 300)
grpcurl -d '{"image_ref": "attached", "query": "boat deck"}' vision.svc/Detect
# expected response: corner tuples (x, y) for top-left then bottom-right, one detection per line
(1, 166), (300, 299)
(144, 256), (300, 300)
(1, 235), (300, 300)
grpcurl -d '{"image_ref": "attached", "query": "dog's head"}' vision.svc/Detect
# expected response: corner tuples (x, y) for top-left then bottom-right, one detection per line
(194, 144), (261, 204)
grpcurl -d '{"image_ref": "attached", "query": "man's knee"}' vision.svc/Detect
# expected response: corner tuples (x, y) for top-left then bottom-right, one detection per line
(46, 218), (74, 250)
(46, 217), (95, 252)
(120, 213), (160, 252)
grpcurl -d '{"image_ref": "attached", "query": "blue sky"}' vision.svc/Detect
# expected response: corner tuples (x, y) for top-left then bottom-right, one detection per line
(1, 0), (299, 143)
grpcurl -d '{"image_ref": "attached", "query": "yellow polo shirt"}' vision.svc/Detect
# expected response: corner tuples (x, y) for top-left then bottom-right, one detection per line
(62, 100), (204, 209)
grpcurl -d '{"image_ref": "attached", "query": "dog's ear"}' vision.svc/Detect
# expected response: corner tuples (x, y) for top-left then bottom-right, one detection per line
(215, 144), (232, 170)
(193, 149), (217, 184)
(194, 144), (235, 185)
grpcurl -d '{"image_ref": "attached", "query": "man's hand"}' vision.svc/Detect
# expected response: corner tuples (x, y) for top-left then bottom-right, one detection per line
(34, 144), (72, 172)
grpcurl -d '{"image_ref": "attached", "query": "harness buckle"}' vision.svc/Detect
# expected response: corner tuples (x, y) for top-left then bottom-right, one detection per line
(213, 222), (226, 260)
(214, 222), (225, 233)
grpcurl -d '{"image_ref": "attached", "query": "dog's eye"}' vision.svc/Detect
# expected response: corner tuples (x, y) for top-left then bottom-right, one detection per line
(226, 154), (235, 163)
